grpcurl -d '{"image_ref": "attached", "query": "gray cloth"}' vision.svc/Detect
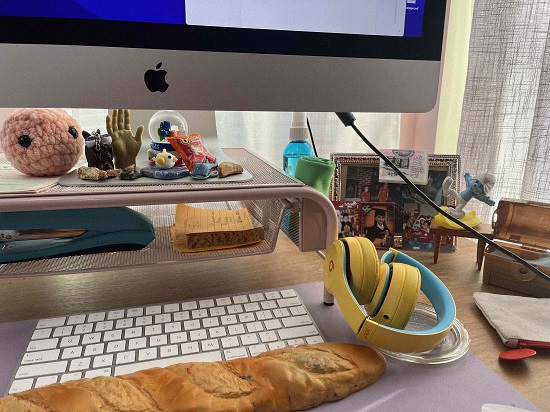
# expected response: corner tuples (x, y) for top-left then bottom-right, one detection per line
(473, 292), (550, 347)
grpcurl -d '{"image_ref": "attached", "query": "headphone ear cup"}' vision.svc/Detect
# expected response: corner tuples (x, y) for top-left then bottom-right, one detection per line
(344, 237), (380, 305)
(365, 262), (421, 329)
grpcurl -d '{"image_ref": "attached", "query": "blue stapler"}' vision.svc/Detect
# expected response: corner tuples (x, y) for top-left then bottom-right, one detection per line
(0, 207), (155, 263)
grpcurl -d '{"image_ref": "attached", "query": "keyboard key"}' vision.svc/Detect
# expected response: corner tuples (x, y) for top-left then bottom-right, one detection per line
(181, 342), (200, 355)
(199, 299), (215, 308)
(93, 354), (114, 368)
(150, 335), (168, 346)
(106, 341), (126, 353)
(280, 289), (297, 298)
(228, 324), (246, 335)
(57, 334), (82, 350)
(27, 338), (59, 352)
(82, 332), (102, 345)
(84, 343), (105, 356)
(164, 303), (180, 313)
(227, 304), (243, 314)
(277, 297), (301, 308)
(124, 327), (144, 339)
(154, 314), (172, 324)
(128, 337), (147, 350)
(215, 297), (232, 306)
(244, 302), (261, 312)
(95, 321), (114, 332)
(273, 308), (290, 318)
(36, 317), (66, 329)
(287, 338), (306, 346)
(181, 301), (198, 310)
(61, 346), (83, 360)
(246, 322), (264, 333)
(16, 360), (68, 379)
(115, 319), (134, 329)
(264, 319), (282, 330)
(259, 331), (278, 343)
(241, 333), (259, 345)
(220, 315), (237, 325)
(107, 310), (125, 320)
(173, 311), (190, 322)
(208, 327), (227, 338)
(104, 330), (123, 342)
(189, 330), (207, 341)
(290, 306), (308, 316)
(169, 332), (188, 344)
(278, 325), (319, 340)
(74, 323), (94, 335)
(87, 312), (106, 322)
(136, 316), (153, 327)
(233, 295), (248, 304)
(31, 328), (52, 340)
(138, 348), (158, 361)
(53, 326), (73, 338)
(201, 339), (220, 352)
(127, 308), (144, 317)
(260, 301), (277, 310)
(160, 345), (178, 358)
(224, 347), (248, 360)
(69, 357), (91, 371)
(249, 344), (268, 356)
(60, 372), (82, 382)
(249, 293), (264, 302)
(85, 368), (112, 378)
(35, 375), (59, 388)
(66, 314), (86, 325)
(306, 336), (324, 344)
(221, 336), (240, 349)
(22, 349), (60, 365)
(282, 315), (313, 328)
(268, 341), (286, 351)
(145, 325), (162, 336)
(115, 352), (222, 376)
(116, 351), (136, 365)
(265, 291), (281, 300)
(9, 378), (34, 394)
(145, 305), (162, 315)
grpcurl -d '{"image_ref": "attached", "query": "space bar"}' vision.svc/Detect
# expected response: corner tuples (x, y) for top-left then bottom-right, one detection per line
(115, 352), (222, 376)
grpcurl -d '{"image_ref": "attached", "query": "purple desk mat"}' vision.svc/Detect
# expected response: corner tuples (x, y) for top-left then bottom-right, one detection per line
(0, 281), (539, 411)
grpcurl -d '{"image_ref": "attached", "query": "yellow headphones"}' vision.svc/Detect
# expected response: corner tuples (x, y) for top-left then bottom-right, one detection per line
(323, 236), (456, 353)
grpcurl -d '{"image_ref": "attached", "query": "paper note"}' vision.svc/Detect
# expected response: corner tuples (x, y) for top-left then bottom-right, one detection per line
(378, 149), (428, 185)
(172, 204), (264, 253)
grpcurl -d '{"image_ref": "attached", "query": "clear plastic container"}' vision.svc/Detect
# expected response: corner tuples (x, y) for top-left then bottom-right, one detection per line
(283, 140), (315, 177)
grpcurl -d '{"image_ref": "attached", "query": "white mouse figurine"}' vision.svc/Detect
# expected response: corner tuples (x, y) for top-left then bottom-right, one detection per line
(152, 149), (177, 169)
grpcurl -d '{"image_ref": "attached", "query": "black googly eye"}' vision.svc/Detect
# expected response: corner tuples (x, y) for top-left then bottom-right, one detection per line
(68, 126), (78, 139)
(17, 134), (32, 148)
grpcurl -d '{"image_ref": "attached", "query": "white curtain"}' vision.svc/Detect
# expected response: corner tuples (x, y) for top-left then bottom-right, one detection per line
(458, 1), (550, 222)
(216, 112), (400, 169)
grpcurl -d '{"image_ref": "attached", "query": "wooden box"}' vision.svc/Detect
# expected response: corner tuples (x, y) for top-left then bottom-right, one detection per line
(483, 199), (550, 297)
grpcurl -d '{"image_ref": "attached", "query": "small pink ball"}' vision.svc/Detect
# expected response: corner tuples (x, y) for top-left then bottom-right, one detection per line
(0, 108), (84, 176)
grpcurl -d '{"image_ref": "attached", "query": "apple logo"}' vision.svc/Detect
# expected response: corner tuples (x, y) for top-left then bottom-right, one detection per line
(144, 62), (169, 92)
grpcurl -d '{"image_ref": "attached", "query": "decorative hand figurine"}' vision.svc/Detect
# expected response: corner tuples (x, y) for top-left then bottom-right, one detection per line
(106, 109), (144, 170)
(442, 172), (496, 218)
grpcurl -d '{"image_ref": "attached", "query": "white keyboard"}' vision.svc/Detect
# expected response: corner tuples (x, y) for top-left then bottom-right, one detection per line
(7, 288), (324, 395)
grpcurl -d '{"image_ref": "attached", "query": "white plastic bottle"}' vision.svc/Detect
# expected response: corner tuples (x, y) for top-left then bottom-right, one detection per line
(282, 112), (315, 177)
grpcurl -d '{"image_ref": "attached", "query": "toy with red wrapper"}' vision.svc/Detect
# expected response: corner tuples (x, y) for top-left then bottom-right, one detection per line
(168, 133), (216, 172)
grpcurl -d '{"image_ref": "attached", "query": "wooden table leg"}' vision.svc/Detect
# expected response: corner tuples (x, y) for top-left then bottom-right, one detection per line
(477, 239), (486, 270)
(433, 235), (442, 263)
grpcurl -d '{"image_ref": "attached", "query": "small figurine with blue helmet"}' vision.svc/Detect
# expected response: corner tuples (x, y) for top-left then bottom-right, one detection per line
(434, 172), (496, 229)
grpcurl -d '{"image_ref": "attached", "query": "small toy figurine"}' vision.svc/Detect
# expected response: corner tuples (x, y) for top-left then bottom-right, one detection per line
(442, 172), (496, 218)
(157, 121), (171, 141)
(152, 149), (177, 169)
(0, 108), (84, 176)
(83, 129), (114, 171)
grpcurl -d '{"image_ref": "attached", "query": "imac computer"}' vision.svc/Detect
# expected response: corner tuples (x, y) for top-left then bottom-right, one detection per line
(0, 1), (447, 113)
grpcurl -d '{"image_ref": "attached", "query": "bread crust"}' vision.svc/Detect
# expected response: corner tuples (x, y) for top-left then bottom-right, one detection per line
(1, 342), (386, 411)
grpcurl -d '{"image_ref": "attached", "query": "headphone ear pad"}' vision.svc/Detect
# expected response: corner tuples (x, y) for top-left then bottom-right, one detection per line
(366, 262), (421, 329)
(344, 237), (380, 305)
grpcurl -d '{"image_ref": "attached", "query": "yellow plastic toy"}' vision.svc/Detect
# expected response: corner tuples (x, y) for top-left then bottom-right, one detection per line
(433, 206), (482, 230)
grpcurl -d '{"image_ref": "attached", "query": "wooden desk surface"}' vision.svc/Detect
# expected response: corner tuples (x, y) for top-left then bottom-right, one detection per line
(0, 236), (547, 410)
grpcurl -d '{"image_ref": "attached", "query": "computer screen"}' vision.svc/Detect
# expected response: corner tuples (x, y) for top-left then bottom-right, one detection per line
(0, 0), (446, 112)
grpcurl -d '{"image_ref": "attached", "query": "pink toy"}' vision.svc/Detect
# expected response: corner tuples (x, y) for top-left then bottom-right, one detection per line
(0, 108), (84, 176)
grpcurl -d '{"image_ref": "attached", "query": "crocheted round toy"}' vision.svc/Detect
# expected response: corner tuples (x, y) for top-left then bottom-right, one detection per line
(0, 108), (84, 176)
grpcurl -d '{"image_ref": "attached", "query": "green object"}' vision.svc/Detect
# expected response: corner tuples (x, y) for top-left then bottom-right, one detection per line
(294, 156), (336, 196)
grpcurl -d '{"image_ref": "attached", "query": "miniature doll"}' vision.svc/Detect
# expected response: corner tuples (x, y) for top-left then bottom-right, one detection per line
(442, 172), (496, 218)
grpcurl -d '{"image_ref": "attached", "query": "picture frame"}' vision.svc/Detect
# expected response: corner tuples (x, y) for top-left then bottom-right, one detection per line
(330, 153), (461, 251)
